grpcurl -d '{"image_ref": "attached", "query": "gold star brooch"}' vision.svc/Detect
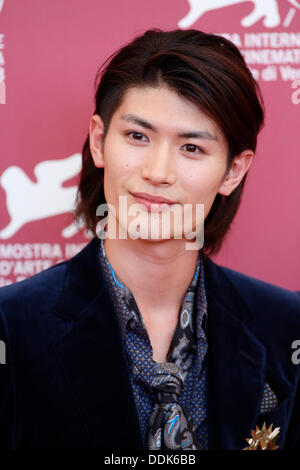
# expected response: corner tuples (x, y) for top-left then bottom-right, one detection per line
(243, 422), (280, 450)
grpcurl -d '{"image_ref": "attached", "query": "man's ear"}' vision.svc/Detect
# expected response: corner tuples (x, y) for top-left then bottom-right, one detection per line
(218, 149), (254, 197)
(89, 114), (105, 168)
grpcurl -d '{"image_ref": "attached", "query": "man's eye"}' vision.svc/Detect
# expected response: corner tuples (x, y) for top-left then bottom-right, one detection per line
(127, 132), (148, 142)
(182, 144), (204, 154)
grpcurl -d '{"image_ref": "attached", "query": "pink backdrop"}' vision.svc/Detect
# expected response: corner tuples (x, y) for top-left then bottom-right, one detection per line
(0, 0), (299, 290)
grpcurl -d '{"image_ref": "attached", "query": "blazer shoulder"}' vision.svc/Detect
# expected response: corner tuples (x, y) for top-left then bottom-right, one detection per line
(217, 263), (300, 338)
(221, 264), (300, 311)
(204, 256), (300, 332)
(0, 260), (68, 320)
(0, 238), (103, 327)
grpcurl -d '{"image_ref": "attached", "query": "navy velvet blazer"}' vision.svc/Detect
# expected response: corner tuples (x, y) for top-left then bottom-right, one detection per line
(0, 237), (300, 450)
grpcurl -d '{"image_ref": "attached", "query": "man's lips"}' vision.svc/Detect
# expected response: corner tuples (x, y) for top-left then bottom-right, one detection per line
(130, 192), (176, 204)
(130, 192), (178, 213)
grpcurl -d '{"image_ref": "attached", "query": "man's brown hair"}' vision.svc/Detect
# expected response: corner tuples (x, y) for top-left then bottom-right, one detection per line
(75, 29), (265, 255)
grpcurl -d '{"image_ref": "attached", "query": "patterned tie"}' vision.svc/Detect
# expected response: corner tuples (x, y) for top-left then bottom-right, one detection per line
(148, 362), (198, 450)
(147, 258), (201, 450)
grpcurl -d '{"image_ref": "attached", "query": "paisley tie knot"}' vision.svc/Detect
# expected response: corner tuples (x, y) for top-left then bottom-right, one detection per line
(151, 362), (184, 403)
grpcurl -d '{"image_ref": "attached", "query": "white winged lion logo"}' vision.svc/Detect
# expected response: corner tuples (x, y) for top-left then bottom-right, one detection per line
(178, 0), (299, 28)
(0, 153), (85, 239)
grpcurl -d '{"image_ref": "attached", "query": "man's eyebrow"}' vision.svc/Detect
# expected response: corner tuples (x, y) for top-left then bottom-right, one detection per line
(120, 114), (155, 131)
(178, 130), (218, 141)
(120, 114), (218, 141)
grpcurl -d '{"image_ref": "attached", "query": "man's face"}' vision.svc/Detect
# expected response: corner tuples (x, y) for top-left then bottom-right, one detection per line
(90, 85), (251, 244)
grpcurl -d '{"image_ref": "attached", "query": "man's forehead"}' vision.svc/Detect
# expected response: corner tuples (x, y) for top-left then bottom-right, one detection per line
(113, 85), (223, 141)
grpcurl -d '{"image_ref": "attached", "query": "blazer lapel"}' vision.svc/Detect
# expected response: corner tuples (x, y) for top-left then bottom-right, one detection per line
(203, 256), (268, 450)
(52, 238), (144, 450)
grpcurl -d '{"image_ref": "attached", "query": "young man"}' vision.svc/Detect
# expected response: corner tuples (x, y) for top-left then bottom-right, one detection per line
(0, 29), (300, 451)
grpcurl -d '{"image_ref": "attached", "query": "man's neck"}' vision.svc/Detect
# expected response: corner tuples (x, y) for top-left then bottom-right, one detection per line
(103, 236), (199, 323)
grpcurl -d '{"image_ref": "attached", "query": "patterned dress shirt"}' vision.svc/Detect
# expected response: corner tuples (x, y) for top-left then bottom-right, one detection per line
(98, 237), (209, 449)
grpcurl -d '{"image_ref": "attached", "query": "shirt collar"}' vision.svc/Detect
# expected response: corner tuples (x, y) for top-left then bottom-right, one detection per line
(99, 237), (207, 339)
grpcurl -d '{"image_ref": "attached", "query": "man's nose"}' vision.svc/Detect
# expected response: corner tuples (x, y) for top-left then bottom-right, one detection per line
(141, 143), (176, 185)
